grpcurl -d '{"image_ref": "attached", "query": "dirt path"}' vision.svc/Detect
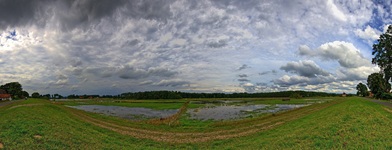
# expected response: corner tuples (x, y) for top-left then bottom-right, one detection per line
(61, 99), (343, 143)
(0, 101), (16, 108)
(368, 99), (392, 108)
(7, 104), (45, 110)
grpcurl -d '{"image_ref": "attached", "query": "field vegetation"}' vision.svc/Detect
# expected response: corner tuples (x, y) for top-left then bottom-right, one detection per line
(1, 97), (392, 149)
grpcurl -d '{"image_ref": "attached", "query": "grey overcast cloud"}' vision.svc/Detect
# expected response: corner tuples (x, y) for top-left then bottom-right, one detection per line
(0, 0), (391, 95)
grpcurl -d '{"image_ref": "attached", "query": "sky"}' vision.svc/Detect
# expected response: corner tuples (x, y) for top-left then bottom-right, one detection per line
(0, 0), (391, 96)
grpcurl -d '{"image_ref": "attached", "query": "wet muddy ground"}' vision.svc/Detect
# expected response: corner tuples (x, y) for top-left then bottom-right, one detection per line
(68, 105), (178, 120)
(68, 99), (323, 121)
(187, 103), (308, 120)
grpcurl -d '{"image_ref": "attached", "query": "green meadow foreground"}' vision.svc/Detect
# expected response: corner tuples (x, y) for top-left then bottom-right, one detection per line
(1, 97), (392, 149)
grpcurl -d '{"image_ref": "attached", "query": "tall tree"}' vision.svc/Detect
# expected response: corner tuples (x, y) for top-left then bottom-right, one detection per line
(31, 92), (40, 98)
(0, 82), (23, 99)
(367, 73), (390, 98)
(372, 25), (392, 81)
(21, 91), (29, 98)
(356, 83), (369, 97)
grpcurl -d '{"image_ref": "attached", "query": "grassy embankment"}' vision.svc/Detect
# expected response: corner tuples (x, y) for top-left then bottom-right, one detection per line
(1, 97), (392, 149)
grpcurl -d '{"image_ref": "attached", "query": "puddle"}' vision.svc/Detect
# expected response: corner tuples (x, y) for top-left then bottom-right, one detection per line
(68, 105), (178, 120)
(187, 104), (308, 121)
(190, 100), (245, 104)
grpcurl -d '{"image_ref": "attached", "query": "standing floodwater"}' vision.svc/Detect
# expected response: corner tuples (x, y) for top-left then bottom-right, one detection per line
(68, 105), (178, 120)
(187, 103), (308, 121)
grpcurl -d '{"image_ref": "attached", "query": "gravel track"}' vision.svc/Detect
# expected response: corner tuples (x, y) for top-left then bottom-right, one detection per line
(368, 99), (392, 108)
(0, 101), (17, 108)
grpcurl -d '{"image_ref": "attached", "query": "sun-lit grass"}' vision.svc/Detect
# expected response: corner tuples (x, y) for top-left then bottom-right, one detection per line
(0, 99), (164, 149)
(200, 97), (392, 149)
(1, 97), (392, 149)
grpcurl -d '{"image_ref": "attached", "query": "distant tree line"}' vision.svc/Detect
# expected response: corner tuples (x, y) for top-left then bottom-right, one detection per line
(28, 90), (345, 100)
(120, 90), (342, 100)
(30, 93), (122, 99)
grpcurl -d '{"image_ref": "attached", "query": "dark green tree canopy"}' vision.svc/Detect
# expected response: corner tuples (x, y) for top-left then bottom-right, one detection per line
(31, 92), (40, 98)
(372, 25), (392, 81)
(356, 82), (368, 97)
(367, 73), (390, 98)
(0, 82), (24, 99)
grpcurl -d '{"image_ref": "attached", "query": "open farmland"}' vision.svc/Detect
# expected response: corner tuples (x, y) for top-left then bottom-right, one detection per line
(1, 97), (392, 149)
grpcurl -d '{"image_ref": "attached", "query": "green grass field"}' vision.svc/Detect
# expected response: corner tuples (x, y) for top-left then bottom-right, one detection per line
(1, 97), (392, 149)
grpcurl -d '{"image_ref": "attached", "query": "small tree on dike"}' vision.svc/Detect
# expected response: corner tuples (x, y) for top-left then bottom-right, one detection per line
(356, 83), (368, 97)
(32, 92), (40, 98)
(367, 73), (390, 99)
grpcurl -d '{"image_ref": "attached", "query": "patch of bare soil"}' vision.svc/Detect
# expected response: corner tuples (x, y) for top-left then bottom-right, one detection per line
(384, 107), (392, 113)
(8, 104), (44, 110)
(0, 101), (16, 108)
(372, 99), (392, 108)
(33, 135), (42, 139)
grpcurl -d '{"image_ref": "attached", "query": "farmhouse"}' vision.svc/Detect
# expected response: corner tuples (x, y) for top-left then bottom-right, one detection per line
(0, 89), (12, 101)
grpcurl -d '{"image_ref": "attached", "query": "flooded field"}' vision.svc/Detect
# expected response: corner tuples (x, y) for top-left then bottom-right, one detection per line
(67, 98), (328, 121)
(187, 103), (308, 120)
(68, 105), (178, 120)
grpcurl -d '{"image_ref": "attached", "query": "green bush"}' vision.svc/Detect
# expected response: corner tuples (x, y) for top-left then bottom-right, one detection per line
(381, 93), (392, 100)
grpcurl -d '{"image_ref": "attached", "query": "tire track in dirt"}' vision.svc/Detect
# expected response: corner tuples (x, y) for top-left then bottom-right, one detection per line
(62, 100), (342, 143)
(7, 104), (45, 109)
(148, 100), (190, 125)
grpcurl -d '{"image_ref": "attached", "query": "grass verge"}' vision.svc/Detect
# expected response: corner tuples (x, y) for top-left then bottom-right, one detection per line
(2, 97), (392, 149)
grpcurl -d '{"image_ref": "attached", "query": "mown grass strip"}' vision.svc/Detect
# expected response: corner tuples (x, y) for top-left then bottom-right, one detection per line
(0, 101), (162, 149)
(207, 97), (392, 149)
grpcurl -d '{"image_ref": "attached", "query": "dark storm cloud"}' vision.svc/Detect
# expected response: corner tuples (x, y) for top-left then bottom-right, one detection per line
(259, 71), (269, 76)
(259, 70), (278, 76)
(210, 0), (260, 10)
(69, 58), (83, 67)
(237, 78), (250, 82)
(0, 0), (384, 95)
(256, 82), (268, 86)
(85, 67), (116, 78)
(71, 68), (83, 76)
(237, 64), (250, 71)
(59, 0), (175, 30)
(58, 0), (127, 30)
(124, 39), (140, 47)
(280, 60), (330, 78)
(238, 74), (248, 78)
(0, 0), (174, 30)
(118, 66), (177, 80)
(207, 40), (227, 48)
(0, 0), (49, 29)
(125, 0), (174, 21)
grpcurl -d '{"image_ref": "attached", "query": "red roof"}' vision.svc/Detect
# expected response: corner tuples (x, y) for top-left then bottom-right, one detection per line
(0, 94), (11, 98)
